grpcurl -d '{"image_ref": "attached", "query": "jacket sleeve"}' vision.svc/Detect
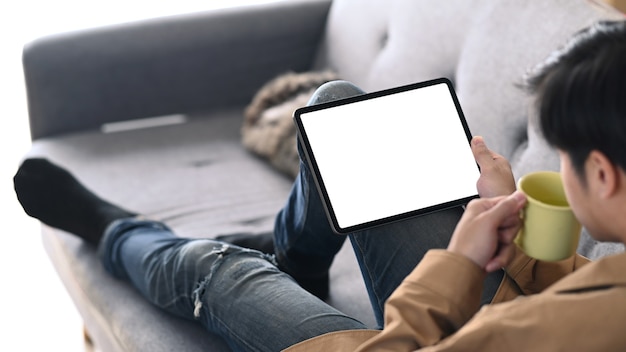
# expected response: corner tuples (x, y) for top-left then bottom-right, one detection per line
(408, 282), (625, 352)
(355, 248), (594, 352)
(355, 250), (487, 351)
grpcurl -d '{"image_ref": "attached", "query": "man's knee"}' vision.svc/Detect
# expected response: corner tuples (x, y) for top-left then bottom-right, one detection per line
(190, 245), (281, 318)
(307, 80), (366, 106)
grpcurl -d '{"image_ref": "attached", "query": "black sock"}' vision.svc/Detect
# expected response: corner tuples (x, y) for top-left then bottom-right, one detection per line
(13, 158), (137, 244)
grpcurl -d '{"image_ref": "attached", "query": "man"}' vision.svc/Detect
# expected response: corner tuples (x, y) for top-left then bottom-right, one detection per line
(14, 20), (626, 351)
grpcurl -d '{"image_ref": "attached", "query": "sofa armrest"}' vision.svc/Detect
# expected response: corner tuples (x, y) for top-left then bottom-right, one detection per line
(23, 0), (332, 140)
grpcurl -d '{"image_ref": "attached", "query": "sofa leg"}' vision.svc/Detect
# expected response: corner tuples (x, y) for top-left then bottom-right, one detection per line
(83, 325), (97, 352)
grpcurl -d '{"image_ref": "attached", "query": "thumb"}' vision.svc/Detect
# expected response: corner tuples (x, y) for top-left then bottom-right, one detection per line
(471, 136), (494, 168)
(487, 191), (527, 220)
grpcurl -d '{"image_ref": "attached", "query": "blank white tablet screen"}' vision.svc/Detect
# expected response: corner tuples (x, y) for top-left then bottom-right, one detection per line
(298, 81), (479, 231)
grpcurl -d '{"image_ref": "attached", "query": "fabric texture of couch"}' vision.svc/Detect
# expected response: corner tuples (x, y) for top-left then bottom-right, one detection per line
(21, 0), (624, 351)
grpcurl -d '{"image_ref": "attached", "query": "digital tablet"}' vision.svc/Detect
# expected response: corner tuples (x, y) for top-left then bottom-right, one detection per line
(293, 78), (480, 234)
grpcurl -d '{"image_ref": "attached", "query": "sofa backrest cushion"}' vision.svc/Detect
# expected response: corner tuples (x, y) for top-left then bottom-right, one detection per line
(317, 0), (621, 179)
(316, 0), (625, 259)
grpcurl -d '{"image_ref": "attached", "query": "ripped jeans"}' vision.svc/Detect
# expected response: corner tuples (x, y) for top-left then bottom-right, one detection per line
(98, 81), (504, 352)
(99, 219), (363, 351)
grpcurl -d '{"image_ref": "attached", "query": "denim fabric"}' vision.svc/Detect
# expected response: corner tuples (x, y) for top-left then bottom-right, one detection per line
(274, 80), (503, 327)
(273, 81), (367, 279)
(350, 212), (504, 327)
(99, 218), (367, 352)
(98, 80), (503, 350)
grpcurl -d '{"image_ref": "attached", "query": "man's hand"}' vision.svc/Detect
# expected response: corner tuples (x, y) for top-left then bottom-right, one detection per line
(472, 136), (516, 198)
(447, 192), (527, 272)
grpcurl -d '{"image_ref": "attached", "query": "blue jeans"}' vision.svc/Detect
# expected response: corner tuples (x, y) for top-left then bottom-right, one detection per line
(98, 81), (504, 352)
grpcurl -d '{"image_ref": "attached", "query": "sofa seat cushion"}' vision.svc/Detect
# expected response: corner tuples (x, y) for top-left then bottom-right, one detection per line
(29, 110), (289, 237)
(32, 109), (375, 351)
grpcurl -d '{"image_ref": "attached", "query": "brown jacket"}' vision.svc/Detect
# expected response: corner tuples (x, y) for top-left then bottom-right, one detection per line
(285, 246), (626, 351)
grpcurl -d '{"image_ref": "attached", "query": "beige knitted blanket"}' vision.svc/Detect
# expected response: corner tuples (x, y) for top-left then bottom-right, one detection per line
(241, 71), (338, 178)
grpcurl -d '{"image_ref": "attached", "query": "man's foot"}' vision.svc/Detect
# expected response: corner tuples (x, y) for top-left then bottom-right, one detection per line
(216, 232), (330, 300)
(13, 158), (137, 244)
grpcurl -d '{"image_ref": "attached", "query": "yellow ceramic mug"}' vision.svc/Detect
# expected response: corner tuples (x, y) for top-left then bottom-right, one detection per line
(515, 171), (582, 261)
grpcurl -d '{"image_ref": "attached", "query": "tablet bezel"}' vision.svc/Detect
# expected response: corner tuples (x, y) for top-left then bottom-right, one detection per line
(293, 77), (479, 234)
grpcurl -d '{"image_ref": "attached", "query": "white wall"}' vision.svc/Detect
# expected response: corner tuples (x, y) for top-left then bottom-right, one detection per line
(0, 1), (278, 350)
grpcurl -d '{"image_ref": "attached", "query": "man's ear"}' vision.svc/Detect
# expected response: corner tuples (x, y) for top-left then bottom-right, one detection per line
(587, 150), (620, 198)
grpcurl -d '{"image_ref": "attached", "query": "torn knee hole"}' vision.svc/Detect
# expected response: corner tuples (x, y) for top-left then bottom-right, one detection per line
(192, 277), (210, 319)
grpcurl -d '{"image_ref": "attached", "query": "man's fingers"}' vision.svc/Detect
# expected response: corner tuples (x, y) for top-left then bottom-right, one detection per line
(499, 212), (523, 234)
(465, 192), (525, 219)
(450, 191), (526, 271)
(464, 196), (504, 216)
(487, 191), (527, 221)
(485, 245), (515, 272)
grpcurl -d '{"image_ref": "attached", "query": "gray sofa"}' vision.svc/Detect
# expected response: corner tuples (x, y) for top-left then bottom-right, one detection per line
(21, 0), (624, 351)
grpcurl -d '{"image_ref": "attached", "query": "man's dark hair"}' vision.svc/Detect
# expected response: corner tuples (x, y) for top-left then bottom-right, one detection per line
(526, 20), (626, 178)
